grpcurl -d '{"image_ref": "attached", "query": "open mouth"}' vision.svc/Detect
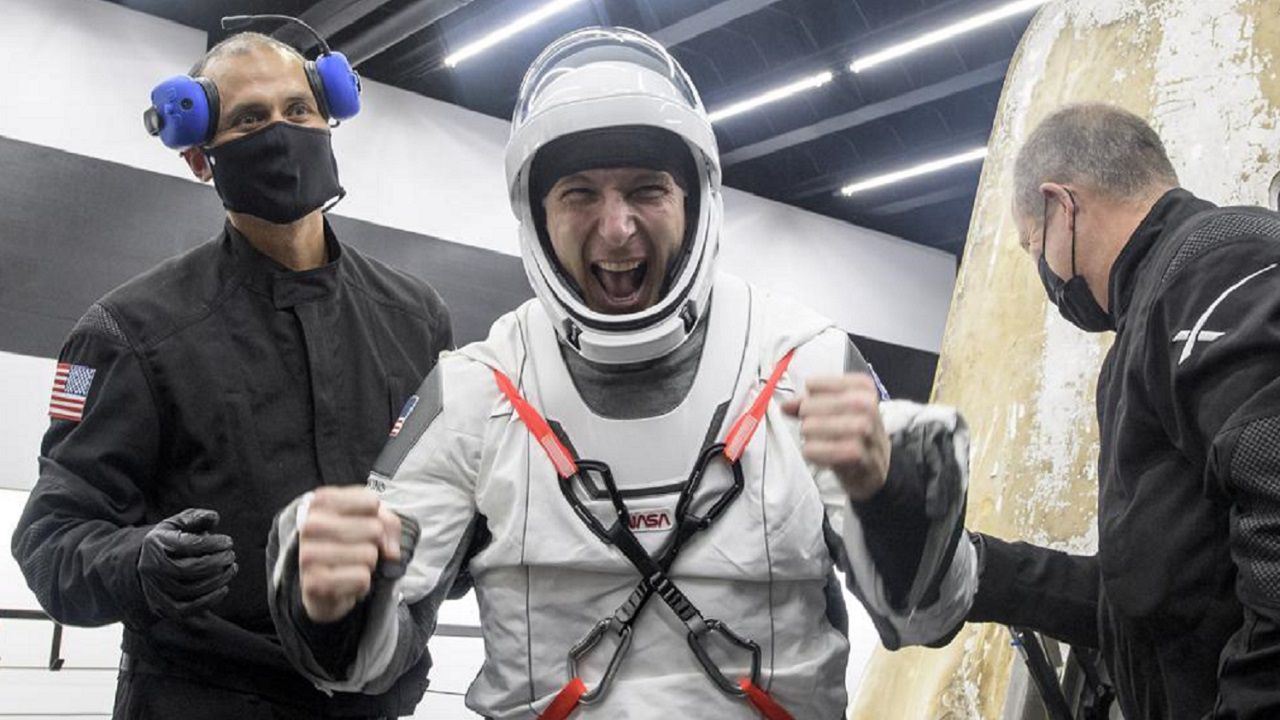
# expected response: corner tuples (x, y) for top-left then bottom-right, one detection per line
(590, 259), (648, 311)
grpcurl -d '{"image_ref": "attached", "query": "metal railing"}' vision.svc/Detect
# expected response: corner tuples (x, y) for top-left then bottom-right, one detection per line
(0, 608), (66, 670)
(1011, 625), (1116, 720)
(0, 608), (482, 673)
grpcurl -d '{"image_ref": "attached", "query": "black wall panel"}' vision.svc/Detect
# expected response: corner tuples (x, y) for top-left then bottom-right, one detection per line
(850, 333), (939, 403)
(0, 136), (937, 399)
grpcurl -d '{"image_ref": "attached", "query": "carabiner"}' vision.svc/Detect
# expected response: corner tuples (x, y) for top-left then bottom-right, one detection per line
(567, 618), (633, 704)
(675, 442), (745, 531)
(685, 619), (762, 697)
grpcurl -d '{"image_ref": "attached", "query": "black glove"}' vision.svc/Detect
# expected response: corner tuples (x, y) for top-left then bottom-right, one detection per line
(137, 508), (238, 619)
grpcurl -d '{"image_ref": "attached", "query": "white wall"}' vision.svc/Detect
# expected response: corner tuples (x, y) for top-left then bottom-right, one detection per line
(332, 79), (520, 257)
(0, 0), (937, 715)
(0, 0), (206, 180)
(719, 188), (956, 350)
(0, 351), (52, 493)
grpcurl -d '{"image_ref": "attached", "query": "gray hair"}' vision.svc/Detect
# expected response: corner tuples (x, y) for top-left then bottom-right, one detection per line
(1013, 103), (1178, 220)
(189, 31), (306, 78)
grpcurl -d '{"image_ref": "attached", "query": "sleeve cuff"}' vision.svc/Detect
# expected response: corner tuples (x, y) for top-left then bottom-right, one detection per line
(967, 532), (1023, 623)
(290, 576), (369, 679)
(852, 448), (925, 517)
(112, 525), (160, 630)
(849, 451), (929, 610)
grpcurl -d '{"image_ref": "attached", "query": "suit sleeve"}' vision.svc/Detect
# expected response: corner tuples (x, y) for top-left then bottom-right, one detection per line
(10, 303), (161, 629)
(1150, 236), (1280, 716)
(965, 534), (1101, 649)
(267, 355), (484, 694)
(789, 328), (978, 650)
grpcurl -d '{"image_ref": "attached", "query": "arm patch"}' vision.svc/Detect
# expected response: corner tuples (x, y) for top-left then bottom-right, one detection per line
(372, 365), (444, 480)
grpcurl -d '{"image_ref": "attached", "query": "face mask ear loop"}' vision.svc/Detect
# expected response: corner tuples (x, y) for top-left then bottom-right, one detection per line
(321, 188), (347, 214)
(1064, 187), (1079, 278)
(1040, 195), (1050, 265)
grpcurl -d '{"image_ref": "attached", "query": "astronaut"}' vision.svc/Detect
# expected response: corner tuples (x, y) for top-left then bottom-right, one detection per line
(266, 27), (976, 719)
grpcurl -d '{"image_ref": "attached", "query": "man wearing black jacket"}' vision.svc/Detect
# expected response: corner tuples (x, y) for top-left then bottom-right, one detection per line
(966, 103), (1280, 718)
(10, 32), (450, 719)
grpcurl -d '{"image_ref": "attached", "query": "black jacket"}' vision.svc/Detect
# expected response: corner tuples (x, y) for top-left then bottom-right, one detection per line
(11, 222), (451, 716)
(970, 189), (1280, 719)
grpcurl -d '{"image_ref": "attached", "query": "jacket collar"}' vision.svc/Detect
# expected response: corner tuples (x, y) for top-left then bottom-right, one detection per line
(1108, 188), (1215, 329)
(225, 220), (344, 308)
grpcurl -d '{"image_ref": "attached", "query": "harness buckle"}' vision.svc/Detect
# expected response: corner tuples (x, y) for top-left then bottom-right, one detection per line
(568, 618), (633, 704)
(686, 619), (762, 697)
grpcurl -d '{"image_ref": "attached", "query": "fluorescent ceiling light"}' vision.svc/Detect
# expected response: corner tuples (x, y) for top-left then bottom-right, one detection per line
(840, 147), (987, 196)
(445, 0), (587, 68)
(850, 0), (1049, 73)
(707, 70), (835, 123)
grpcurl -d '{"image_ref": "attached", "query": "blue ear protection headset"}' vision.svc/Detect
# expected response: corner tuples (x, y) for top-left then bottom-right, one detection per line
(143, 15), (361, 149)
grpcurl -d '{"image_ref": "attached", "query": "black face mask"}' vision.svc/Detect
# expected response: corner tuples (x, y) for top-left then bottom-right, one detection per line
(1037, 190), (1114, 332)
(205, 123), (345, 225)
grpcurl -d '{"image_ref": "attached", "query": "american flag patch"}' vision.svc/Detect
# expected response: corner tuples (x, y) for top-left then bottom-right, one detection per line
(390, 395), (419, 438)
(49, 362), (96, 422)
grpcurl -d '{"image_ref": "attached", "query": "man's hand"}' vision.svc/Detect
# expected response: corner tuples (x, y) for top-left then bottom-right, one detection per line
(298, 487), (402, 623)
(781, 373), (890, 502)
(137, 508), (238, 619)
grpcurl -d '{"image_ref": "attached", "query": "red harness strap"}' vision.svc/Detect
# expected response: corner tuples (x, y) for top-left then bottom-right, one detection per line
(494, 352), (798, 720)
(740, 679), (795, 720)
(539, 677), (588, 720)
(723, 349), (795, 462)
(492, 368), (578, 478)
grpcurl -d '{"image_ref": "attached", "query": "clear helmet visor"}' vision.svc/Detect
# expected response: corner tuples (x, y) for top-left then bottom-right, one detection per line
(506, 27), (723, 365)
(513, 27), (706, 129)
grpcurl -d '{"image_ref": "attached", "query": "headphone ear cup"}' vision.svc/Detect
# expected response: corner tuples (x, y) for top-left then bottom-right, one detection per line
(195, 77), (220, 145)
(304, 60), (333, 120)
(314, 52), (361, 121)
(145, 75), (219, 149)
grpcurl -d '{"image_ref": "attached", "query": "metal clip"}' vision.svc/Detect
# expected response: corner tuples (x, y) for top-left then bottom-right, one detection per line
(568, 618), (633, 704)
(685, 619), (761, 697)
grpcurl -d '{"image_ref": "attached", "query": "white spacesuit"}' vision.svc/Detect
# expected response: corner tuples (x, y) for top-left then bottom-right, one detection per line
(267, 27), (977, 720)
